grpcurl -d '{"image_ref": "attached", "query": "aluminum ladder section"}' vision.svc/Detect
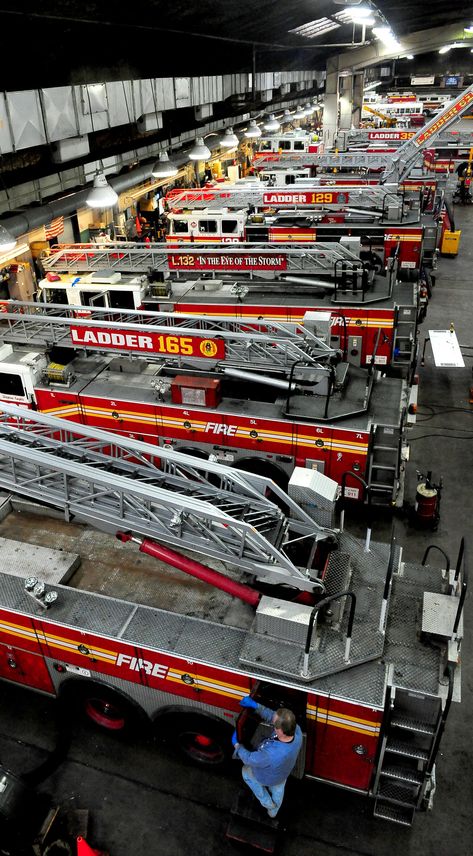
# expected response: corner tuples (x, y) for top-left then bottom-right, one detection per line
(338, 129), (473, 148)
(382, 85), (473, 184)
(165, 184), (403, 212)
(0, 301), (336, 369)
(42, 241), (363, 276)
(0, 403), (332, 592)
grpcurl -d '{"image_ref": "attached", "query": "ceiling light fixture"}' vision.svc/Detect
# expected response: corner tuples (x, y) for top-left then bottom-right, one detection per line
(404, 54), (415, 59)
(332, 0), (364, 5)
(244, 120), (262, 138)
(282, 110), (293, 123)
(438, 45), (452, 54)
(84, 81), (118, 209)
(0, 223), (17, 252)
(151, 151), (178, 178)
(264, 114), (280, 132)
(464, 25), (473, 33)
(189, 137), (212, 160)
(293, 106), (306, 120)
(219, 127), (239, 148)
(86, 171), (119, 209)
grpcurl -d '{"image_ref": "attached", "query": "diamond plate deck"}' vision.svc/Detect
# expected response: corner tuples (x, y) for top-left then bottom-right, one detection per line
(0, 536), (80, 584)
(0, 527), (453, 710)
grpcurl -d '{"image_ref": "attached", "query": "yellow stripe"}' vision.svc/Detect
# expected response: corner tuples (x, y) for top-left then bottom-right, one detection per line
(307, 704), (380, 727)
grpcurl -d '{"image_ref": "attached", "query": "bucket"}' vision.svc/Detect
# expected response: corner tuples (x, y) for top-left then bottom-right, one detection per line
(415, 481), (438, 525)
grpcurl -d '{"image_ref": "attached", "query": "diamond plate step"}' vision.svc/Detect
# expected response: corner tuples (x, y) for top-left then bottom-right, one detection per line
(380, 765), (425, 786)
(373, 801), (414, 826)
(391, 716), (436, 735)
(377, 779), (418, 807)
(386, 739), (429, 761)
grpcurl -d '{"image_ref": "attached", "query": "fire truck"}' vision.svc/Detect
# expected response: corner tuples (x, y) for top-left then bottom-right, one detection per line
(0, 402), (464, 827)
(163, 182), (440, 274)
(38, 241), (424, 372)
(253, 86), (473, 185)
(0, 299), (412, 506)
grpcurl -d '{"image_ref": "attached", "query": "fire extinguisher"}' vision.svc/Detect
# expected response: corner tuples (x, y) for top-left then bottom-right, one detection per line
(414, 470), (442, 530)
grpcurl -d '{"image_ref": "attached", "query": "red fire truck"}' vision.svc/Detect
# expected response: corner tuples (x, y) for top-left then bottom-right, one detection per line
(37, 242), (425, 373)
(163, 183), (436, 275)
(0, 301), (412, 505)
(0, 403), (464, 827)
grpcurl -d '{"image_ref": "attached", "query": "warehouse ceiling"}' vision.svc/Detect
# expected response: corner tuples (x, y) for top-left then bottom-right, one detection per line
(2, 1), (472, 88)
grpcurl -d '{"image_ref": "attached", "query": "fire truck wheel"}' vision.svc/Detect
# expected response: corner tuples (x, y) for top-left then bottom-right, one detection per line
(61, 682), (144, 734)
(159, 712), (232, 767)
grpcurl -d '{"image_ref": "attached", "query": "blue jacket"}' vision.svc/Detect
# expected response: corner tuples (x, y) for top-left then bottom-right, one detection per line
(235, 704), (302, 786)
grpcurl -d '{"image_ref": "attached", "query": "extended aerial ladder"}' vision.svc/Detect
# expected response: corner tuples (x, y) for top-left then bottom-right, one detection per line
(251, 87), (473, 180)
(41, 242), (399, 307)
(336, 128), (473, 149)
(0, 299), (338, 371)
(165, 183), (415, 224)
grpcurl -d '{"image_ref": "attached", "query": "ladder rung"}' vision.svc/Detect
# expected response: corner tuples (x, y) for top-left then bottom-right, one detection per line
(373, 802), (414, 826)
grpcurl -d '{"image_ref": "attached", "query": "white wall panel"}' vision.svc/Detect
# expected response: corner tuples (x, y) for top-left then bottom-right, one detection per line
(7, 91), (46, 150)
(41, 87), (77, 142)
(175, 78), (191, 108)
(107, 81), (134, 128)
(0, 95), (13, 154)
(154, 78), (176, 111)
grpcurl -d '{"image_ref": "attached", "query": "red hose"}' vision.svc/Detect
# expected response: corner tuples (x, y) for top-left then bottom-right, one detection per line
(119, 534), (260, 607)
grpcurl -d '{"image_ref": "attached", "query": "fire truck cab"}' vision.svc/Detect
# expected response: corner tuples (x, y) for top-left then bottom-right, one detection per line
(37, 270), (149, 310)
(167, 208), (247, 243)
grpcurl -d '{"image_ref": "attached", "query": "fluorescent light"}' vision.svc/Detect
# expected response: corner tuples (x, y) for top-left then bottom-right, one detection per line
(220, 127), (239, 148)
(364, 81), (381, 91)
(289, 18), (340, 39)
(264, 114), (280, 132)
(439, 45), (452, 54)
(189, 137), (211, 160)
(151, 151), (178, 178)
(86, 172), (118, 209)
(464, 25), (473, 33)
(404, 54), (414, 59)
(244, 120), (262, 138)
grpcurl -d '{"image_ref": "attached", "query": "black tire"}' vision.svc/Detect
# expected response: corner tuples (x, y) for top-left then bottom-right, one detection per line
(158, 711), (233, 767)
(59, 681), (145, 735)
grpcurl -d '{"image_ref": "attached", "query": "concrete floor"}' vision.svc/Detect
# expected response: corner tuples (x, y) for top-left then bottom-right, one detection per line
(0, 198), (472, 855)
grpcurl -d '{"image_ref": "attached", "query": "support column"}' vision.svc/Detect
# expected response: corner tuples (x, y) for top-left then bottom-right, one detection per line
(322, 57), (339, 148)
(352, 72), (365, 129)
(339, 75), (353, 131)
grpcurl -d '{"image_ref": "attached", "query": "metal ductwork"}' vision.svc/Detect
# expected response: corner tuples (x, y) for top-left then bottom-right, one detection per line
(0, 153), (192, 239)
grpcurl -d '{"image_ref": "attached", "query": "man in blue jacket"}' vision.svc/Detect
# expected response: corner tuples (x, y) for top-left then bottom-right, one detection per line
(232, 696), (302, 818)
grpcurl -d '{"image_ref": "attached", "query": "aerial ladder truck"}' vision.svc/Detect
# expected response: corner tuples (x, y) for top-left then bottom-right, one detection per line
(0, 401), (465, 827)
(38, 239), (425, 371)
(0, 299), (413, 507)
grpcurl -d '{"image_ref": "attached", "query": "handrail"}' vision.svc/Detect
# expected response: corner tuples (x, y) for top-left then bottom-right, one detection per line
(301, 590), (357, 677)
(424, 664), (455, 778)
(453, 537), (467, 635)
(340, 472), (371, 550)
(421, 545), (451, 575)
(379, 530), (397, 632)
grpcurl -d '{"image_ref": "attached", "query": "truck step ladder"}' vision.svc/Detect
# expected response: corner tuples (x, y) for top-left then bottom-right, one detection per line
(367, 425), (401, 505)
(226, 788), (280, 853)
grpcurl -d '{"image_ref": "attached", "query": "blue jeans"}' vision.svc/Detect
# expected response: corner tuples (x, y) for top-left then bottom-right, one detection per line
(242, 765), (286, 815)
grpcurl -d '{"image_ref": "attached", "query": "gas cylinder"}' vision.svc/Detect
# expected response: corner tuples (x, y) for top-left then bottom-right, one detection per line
(414, 476), (439, 526)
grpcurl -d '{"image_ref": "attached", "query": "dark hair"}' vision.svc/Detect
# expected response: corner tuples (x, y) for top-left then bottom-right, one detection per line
(274, 708), (296, 737)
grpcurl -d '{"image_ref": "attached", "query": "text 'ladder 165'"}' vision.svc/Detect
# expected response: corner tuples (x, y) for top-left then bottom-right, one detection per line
(0, 300), (337, 370)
